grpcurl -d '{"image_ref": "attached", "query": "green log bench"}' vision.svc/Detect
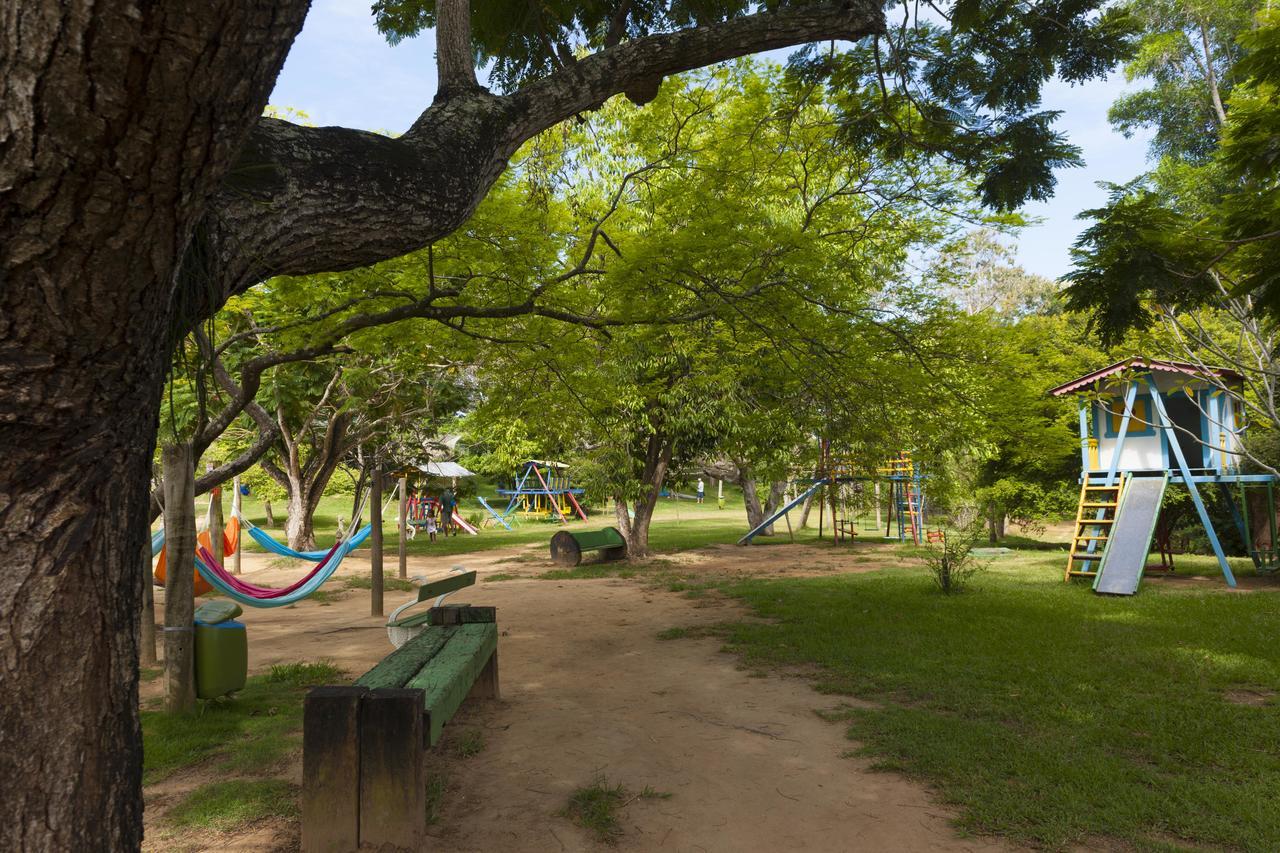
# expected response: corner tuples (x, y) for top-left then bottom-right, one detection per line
(302, 594), (499, 852)
(549, 526), (627, 567)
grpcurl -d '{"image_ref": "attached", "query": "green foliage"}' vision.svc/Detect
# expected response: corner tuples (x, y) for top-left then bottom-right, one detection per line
(1108, 0), (1255, 162)
(459, 64), (1005, 517)
(921, 518), (988, 593)
(374, 1), (1133, 211)
(1067, 6), (1280, 330)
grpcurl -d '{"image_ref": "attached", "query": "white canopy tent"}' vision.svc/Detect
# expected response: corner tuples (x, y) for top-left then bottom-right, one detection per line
(415, 461), (474, 478)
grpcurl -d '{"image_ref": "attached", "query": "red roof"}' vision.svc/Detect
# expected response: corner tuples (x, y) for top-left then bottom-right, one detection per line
(1049, 357), (1245, 397)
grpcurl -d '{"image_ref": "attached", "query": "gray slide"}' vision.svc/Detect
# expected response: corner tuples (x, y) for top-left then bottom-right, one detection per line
(1094, 475), (1169, 596)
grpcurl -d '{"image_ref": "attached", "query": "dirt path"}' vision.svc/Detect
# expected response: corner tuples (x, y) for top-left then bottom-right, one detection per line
(147, 542), (1009, 851)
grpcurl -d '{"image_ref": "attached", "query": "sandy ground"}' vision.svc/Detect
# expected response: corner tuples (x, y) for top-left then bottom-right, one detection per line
(145, 540), (1010, 852)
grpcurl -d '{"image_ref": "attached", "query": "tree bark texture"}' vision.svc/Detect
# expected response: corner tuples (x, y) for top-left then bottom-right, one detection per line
(162, 444), (197, 714)
(627, 433), (674, 557)
(0, 4), (307, 848)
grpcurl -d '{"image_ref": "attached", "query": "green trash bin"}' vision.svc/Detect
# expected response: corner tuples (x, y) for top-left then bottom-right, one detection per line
(194, 619), (248, 700)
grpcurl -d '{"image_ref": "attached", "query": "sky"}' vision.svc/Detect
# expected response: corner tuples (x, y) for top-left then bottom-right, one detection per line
(269, 0), (1155, 281)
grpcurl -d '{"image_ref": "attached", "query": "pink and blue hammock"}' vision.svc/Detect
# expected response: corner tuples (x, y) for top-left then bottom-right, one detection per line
(154, 489), (381, 608)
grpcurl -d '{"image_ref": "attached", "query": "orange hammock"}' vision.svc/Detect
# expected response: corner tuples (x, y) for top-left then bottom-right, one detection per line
(154, 517), (240, 597)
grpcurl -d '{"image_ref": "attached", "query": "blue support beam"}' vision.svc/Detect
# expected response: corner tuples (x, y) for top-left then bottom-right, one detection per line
(739, 479), (829, 545)
(1147, 376), (1236, 587)
(476, 496), (512, 531)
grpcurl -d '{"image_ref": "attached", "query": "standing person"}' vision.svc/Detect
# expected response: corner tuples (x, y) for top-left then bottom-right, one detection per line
(441, 486), (457, 536)
(697, 478), (705, 504)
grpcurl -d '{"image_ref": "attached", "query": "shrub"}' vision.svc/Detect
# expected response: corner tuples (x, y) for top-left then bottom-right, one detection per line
(923, 509), (988, 594)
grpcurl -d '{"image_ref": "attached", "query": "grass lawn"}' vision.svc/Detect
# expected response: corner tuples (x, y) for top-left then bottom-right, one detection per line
(709, 549), (1280, 850)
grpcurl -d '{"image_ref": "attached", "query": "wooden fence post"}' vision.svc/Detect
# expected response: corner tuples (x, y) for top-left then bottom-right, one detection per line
(398, 475), (408, 579)
(371, 467), (383, 617)
(232, 474), (242, 575)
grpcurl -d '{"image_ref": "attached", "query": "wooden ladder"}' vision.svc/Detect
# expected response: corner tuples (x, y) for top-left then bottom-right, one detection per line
(905, 484), (921, 545)
(1065, 474), (1126, 581)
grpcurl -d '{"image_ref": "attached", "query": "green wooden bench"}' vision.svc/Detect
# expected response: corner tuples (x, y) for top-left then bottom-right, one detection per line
(549, 526), (627, 567)
(302, 583), (499, 852)
(385, 567), (477, 647)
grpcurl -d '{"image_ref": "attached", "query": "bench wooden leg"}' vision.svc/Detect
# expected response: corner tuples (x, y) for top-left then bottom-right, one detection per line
(359, 688), (427, 851)
(470, 648), (500, 701)
(302, 686), (366, 853)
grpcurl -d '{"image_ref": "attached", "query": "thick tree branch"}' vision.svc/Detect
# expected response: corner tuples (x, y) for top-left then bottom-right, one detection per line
(204, 1), (884, 295)
(436, 0), (479, 97)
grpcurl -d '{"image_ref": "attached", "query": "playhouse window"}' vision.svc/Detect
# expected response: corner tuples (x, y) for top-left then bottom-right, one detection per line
(1101, 394), (1155, 438)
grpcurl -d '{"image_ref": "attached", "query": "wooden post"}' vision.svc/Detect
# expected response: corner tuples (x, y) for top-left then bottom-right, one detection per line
(717, 479), (724, 509)
(471, 649), (500, 700)
(162, 442), (197, 713)
(140, 536), (157, 666)
(371, 467), (383, 617)
(359, 689), (426, 850)
(302, 686), (366, 853)
(209, 463), (224, 568)
(397, 475), (408, 579)
(232, 475), (242, 575)
(874, 481), (882, 531)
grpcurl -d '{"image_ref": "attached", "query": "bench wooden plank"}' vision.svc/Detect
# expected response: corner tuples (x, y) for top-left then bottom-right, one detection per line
(355, 625), (456, 690)
(405, 622), (499, 746)
(415, 570), (477, 602)
(428, 605), (496, 626)
(359, 689), (426, 850)
(302, 686), (365, 853)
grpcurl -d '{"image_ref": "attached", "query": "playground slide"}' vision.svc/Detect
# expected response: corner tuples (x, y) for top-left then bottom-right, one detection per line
(738, 479), (827, 545)
(476, 496), (513, 530)
(1094, 475), (1169, 596)
(451, 511), (479, 535)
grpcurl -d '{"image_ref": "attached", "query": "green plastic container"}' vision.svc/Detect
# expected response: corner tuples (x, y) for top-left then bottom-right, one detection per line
(194, 620), (247, 699)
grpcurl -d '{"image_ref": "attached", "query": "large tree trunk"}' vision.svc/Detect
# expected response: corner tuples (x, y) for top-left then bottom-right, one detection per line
(0, 5), (307, 848)
(162, 444), (197, 713)
(626, 433), (674, 558)
(798, 489), (816, 530)
(284, 487), (317, 552)
(743, 475), (790, 537)
(264, 409), (351, 550)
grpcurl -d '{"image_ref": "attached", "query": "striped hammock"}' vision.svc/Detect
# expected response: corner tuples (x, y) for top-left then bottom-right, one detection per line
(194, 537), (356, 608)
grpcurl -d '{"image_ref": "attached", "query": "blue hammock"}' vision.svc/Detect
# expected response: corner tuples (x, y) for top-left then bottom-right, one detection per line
(194, 536), (361, 608)
(151, 529), (166, 556)
(243, 522), (373, 561)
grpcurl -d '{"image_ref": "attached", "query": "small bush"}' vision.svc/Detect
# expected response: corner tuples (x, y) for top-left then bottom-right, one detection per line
(923, 511), (988, 594)
(560, 777), (670, 845)
(266, 661), (344, 686)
